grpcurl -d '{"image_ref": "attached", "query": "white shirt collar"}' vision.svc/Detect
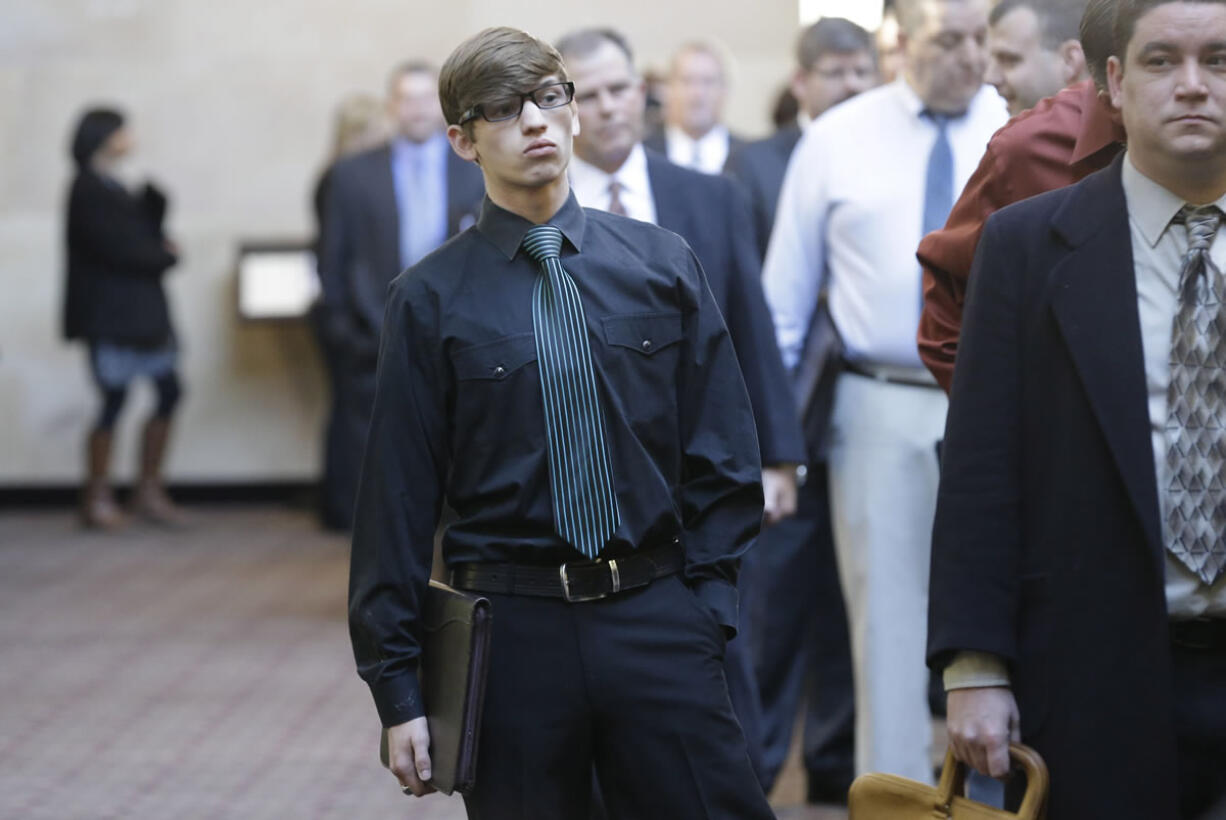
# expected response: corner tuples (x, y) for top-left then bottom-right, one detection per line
(568, 142), (656, 223)
(665, 124), (730, 173)
(1121, 151), (1226, 249)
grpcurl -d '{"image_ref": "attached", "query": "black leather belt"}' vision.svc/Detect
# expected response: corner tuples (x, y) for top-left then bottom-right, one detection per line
(451, 542), (684, 603)
(1170, 617), (1226, 651)
(843, 359), (942, 390)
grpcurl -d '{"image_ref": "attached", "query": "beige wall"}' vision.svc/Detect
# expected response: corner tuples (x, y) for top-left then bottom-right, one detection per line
(0, 0), (799, 484)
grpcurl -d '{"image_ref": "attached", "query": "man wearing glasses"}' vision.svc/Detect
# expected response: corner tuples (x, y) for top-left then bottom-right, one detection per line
(347, 26), (775, 819)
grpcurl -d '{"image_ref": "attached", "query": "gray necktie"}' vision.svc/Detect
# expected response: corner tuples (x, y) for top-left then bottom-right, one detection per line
(1164, 204), (1226, 585)
(522, 225), (621, 558)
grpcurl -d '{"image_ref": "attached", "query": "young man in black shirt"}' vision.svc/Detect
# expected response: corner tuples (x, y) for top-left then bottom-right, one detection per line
(347, 26), (774, 819)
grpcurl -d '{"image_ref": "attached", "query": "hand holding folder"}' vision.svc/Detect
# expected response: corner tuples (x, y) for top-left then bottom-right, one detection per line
(380, 581), (493, 796)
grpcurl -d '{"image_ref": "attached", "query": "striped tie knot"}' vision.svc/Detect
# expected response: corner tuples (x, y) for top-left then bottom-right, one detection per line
(522, 225), (564, 264)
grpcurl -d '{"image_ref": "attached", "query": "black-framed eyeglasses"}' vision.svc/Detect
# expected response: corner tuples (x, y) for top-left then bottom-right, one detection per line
(458, 81), (575, 125)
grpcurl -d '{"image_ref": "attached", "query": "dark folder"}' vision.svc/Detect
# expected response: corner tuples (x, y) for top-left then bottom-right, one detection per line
(380, 580), (493, 795)
(793, 295), (844, 459)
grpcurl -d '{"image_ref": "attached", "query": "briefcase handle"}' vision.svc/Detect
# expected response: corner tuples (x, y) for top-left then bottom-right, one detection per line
(937, 743), (1049, 819)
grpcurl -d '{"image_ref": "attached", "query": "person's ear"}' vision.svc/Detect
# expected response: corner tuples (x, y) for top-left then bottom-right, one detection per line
(1106, 55), (1125, 111)
(789, 68), (809, 106)
(447, 123), (479, 165)
(1059, 39), (1088, 86)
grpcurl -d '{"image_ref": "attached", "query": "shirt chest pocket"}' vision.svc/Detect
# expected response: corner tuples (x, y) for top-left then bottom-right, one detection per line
(452, 333), (538, 382)
(450, 333), (541, 451)
(601, 312), (684, 431)
(602, 312), (684, 358)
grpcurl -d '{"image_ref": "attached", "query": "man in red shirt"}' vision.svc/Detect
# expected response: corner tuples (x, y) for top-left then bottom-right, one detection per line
(917, 0), (1125, 392)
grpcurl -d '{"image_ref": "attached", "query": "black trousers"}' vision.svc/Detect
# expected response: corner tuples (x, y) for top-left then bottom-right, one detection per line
(1172, 633), (1226, 820)
(746, 465), (854, 794)
(722, 556), (766, 784)
(462, 574), (774, 820)
(315, 338), (376, 531)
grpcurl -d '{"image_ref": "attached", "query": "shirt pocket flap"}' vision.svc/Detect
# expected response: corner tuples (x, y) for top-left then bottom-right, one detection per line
(602, 312), (684, 356)
(452, 333), (538, 381)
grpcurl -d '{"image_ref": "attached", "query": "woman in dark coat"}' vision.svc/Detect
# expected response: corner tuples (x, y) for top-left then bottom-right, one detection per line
(64, 107), (186, 529)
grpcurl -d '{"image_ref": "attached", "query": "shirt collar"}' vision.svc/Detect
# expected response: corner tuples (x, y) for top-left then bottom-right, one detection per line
(391, 130), (447, 160)
(894, 77), (974, 122)
(476, 189), (587, 260)
(569, 143), (650, 196)
(1070, 80), (1126, 168)
(665, 123), (728, 152)
(1121, 151), (1226, 248)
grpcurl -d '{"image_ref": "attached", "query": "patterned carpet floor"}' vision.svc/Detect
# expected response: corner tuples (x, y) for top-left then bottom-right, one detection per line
(0, 506), (844, 820)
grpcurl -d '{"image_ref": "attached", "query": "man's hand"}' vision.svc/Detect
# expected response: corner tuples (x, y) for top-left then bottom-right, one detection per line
(946, 686), (1020, 778)
(388, 716), (435, 797)
(762, 465), (799, 526)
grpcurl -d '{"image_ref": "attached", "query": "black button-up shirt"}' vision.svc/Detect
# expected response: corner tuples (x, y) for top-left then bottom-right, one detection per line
(348, 192), (763, 727)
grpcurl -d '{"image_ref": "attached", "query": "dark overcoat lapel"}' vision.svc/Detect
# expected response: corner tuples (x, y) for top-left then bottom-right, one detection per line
(1047, 156), (1164, 568)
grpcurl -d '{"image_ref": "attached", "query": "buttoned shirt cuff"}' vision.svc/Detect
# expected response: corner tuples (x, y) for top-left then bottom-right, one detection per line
(369, 667), (424, 727)
(692, 577), (739, 639)
(943, 650), (1011, 691)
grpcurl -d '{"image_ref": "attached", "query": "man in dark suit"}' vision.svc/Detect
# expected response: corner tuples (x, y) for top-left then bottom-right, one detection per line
(557, 27), (807, 784)
(315, 60), (484, 529)
(930, 1), (1226, 817)
(726, 18), (877, 259)
(722, 18), (877, 801)
(643, 41), (746, 174)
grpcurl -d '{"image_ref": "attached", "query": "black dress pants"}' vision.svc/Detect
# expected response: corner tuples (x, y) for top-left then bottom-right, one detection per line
(1171, 633), (1226, 820)
(462, 574), (775, 820)
(316, 342), (376, 531)
(747, 465), (854, 794)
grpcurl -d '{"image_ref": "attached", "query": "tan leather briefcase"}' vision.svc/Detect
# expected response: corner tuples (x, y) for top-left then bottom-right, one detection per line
(849, 743), (1049, 819)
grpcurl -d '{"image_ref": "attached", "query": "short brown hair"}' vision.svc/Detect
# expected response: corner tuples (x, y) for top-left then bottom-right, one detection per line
(438, 27), (568, 128)
(989, 0), (1086, 50)
(1114, 0), (1226, 62)
(1080, 0), (1114, 91)
(797, 17), (876, 72)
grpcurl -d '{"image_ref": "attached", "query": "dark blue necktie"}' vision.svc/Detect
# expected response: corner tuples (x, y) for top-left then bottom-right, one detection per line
(521, 225), (621, 558)
(922, 112), (954, 238)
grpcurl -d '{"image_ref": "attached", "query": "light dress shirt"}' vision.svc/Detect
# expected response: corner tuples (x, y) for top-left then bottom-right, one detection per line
(1123, 154), (1226, 619)
(666, 124), (732, 175)
(390, 131), (449, 269)
(569, 143), (658, 225)
(944, 154), (1226, 692)
(762, 79), (1008, 371)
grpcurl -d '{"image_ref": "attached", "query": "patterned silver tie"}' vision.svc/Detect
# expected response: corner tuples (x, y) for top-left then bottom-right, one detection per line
(522, 225), (621, 559)
(1164, 205), (1226, 585)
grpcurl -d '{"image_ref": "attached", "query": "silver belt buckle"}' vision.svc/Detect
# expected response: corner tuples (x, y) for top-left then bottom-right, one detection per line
(558, 559), (620, 603)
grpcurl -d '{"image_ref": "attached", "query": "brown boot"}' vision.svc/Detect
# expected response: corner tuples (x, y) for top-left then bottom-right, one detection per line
(131, 416), (190, 527)
(82, 429), (127, 531)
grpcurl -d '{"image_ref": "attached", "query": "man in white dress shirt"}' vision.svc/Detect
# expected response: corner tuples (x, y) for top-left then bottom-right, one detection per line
(643, 41), (745, 174)
(762, 0), (1007, 782)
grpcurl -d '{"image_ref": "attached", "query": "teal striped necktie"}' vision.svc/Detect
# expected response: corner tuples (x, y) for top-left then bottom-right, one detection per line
(521, 225), (620, 558)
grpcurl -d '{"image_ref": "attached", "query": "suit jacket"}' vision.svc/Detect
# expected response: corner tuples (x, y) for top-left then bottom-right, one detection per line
(63, 170), (178, 344)
(723, 124), (802, 260)
(317, 142), (484, 360)
(644, 150), (805, 466)
(928, 155), (1178, 820)
(642, 129), (748, 174)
